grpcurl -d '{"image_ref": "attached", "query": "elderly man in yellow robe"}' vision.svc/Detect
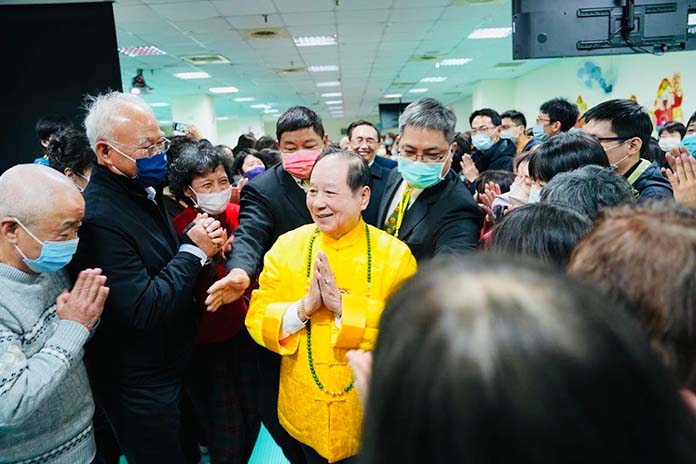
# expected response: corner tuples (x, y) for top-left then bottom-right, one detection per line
(246, 150), (416, 463)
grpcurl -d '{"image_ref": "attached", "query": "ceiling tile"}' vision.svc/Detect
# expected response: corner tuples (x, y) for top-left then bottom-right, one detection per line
(210, 0), (276, 16)
(225, 14), (283, 28)
(274, 0), (334, 13)
(336, 8), (390, 23)
(389, 7), (444, 22)
(282, 11), (334, 26)
(150, 1), (220, 21)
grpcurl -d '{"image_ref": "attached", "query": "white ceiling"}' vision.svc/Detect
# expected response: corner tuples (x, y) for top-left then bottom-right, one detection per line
(12, 0), (558, 122)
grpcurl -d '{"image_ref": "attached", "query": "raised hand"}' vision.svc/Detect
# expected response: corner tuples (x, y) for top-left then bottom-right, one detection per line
(662, 146), (696, 208)
(57, 268), (110, 329)
(315, 252), (342, 316)
(460, 154), (479, 183)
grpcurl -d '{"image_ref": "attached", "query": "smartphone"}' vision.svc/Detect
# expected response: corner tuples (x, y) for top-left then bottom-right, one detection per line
(493, 204), (509, 221)
(172, 122), (189, 133)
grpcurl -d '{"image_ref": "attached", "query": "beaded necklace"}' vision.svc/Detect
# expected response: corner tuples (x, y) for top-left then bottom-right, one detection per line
(304, 222), (372, 397)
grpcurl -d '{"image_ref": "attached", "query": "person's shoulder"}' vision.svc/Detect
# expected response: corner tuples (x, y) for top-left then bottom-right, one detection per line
(275, 223), (317, 247)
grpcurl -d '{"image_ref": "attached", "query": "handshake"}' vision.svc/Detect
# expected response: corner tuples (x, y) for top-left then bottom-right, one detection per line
(183, 213), (233, 259)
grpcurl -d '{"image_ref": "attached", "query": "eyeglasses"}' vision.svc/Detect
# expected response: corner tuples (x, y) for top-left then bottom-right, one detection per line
(106, 137), (171, 158)
(587, 135), (630, 143)
(352, 137), (379, 146)
(470, 125), (496, 135)
(400, 150), (448, 162)
(535, 118), (551, 125)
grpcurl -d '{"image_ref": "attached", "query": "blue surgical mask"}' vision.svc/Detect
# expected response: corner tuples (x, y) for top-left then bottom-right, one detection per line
(472, 134), (494, 151)
(244, 166), (265, 180)
(533, 124), (550, 142)
(109, 144), (168, 187)
(683, 134), (696, 158)
(528, 186), (542, 204)
(14, 218), (79, 273)
(500, 130), (516, 142)
(397, 156), (447, 189)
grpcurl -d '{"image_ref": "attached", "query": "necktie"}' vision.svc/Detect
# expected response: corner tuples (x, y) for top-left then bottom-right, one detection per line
(384, 184), (414, 238)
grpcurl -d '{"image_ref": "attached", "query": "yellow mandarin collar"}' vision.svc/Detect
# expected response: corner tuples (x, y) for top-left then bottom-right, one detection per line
(317, 219), (366, 251)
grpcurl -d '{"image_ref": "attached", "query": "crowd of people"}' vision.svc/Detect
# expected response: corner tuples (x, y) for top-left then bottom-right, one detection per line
(2, 90), (696, 464)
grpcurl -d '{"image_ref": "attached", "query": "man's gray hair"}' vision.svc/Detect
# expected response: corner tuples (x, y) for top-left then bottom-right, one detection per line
(399, 98), (457, 143)
(541, 165), (634, 220)
(83, 91), (153, 150)
(0, 164), (79, 227)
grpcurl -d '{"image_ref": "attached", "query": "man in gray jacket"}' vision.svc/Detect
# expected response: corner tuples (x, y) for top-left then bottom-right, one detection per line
(0, 164), (109, 464)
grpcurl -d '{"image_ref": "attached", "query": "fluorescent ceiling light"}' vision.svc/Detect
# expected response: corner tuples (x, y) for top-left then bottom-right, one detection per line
(251, 104), (270, 109)
(119, 46), (166, 57)
(316, 81), (341, 87)
(234, 97), (255, 102)
(383, 93), (403, 98)
(308, 65), (339, 72)
(209, 86), (239, 94)
(264, 108), (279, 114)
(435, 58), (472, 68)
(468, 27), (512, 39)
(293, 35), (337, 47)
(321, 92), (342, 97)
(158, 120), (172, 124)
(328, 105), (342, 110)
(408, 88), (428, 93)
(216, 116), (230, 121)
(175, 71), (210, 80)
(149, 102), (169, 107)
(420, 76), (447, 83)
(325, 100), (343, 105)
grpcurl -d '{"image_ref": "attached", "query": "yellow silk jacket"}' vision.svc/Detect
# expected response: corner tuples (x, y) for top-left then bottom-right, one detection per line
(246, 220), (417, 462)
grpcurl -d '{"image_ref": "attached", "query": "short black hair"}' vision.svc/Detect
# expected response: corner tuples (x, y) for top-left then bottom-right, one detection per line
(276, 106), (325, 141)
(475, 170), (516, 196)
(583, 99), (653, 158)
(232, 148), (266, 175)
(168, 146), (234, 206)
(346, 120), (381, 141)
(258, 148), (281, 167)
(529, 132), (610, 183)
(233, 133), (256, 155)
(255, 135), (276, 150)
(541, 165), (634, 220)
(313, 150), (370, 193)
(35, 115), (73, 142)
(659, 121), (687, 139)
(452, 132), (472, 174)
(688, 111), (696, 127)
(500, 110), (528, 129)
(491, 203), (592, 268)
(469, 108), (501, 127)
(539, 98), (580, 132)
(46, 128), (96, 175)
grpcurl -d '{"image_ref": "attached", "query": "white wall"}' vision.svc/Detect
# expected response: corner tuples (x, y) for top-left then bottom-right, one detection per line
(216, 115), (266, 147)
(448, 49), (696, 132)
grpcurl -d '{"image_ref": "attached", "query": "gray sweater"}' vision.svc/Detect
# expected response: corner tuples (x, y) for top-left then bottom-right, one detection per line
(0, 263), (96, 464)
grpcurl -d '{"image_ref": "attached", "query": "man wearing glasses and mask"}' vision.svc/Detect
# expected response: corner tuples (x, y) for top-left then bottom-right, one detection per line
(378, 98), (483, 262)
(69, 92), (225, 463)
(582, 99), (673, 200)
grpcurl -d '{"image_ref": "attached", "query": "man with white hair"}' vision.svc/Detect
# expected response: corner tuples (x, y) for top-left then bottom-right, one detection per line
(69, 91), (224, 463)
(0, 164), (109, 464)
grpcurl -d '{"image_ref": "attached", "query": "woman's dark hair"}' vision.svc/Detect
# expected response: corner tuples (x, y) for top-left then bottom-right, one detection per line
(35, 114), (72, 142)
(258, 148), (281, 167)
(475, 170), (515, 196)
(491, 203), (592, 268)
(528, 132), (609, 182)
(45, 128), (96, 175)
(570, 202), (696, 390)
(233, 133), (256, 155)
(659, 121), (687, 139)
(167, 135), (199, 167)
(646, 136), (668, 168)
(168, 146), (234, 206)
(232, 148), (267, 176)
(361, 255), (696, 464)
(254, 135), (276, 151)
(451, 132), (472, 174)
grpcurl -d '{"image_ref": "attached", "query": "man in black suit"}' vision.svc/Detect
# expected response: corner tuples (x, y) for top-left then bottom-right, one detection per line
(346, 119), (395, 226)
(206, 106), (329, 464)
(379, 98), (483, 262)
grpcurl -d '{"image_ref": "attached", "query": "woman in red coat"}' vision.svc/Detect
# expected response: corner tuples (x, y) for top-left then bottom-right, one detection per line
(169, 146), (259, 463)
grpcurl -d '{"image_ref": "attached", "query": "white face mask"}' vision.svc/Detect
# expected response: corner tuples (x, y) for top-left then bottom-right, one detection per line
(190, 186), (232, 215)
(659, 137), (681, 152)
(508, 181), (530, 205)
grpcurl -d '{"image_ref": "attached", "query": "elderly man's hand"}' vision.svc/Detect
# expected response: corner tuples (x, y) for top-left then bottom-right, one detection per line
(57, 268), (109, 330)
(205, 268), (250, 312)
(187, 218), (223, 258)
(663, 147), (696, 208)
(316, 252), (342, 316)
